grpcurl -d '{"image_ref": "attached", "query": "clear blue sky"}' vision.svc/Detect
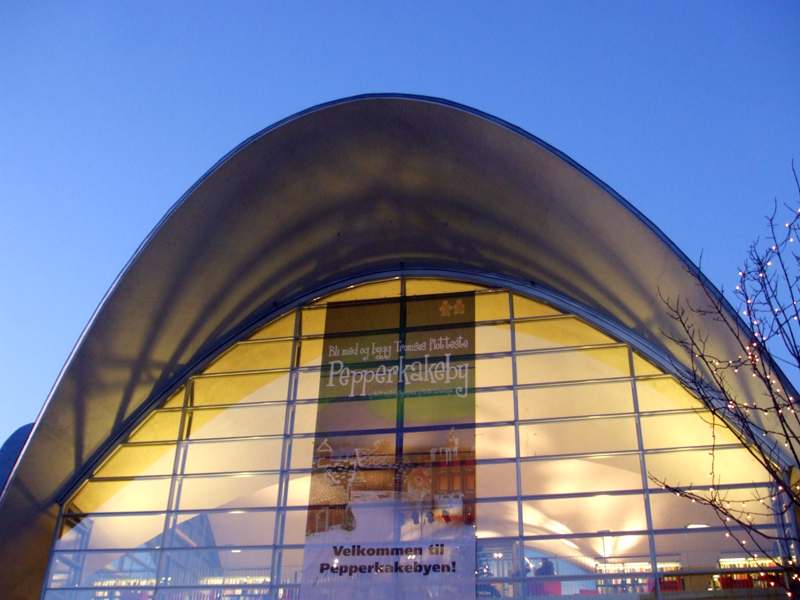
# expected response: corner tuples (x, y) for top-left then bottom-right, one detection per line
(1, 2), (798, 445)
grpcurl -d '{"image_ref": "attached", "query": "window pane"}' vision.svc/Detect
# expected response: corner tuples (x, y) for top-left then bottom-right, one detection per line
(515, 316), (615, 350)
(288, 437), (315, 470)
(476, 390), (515, 423)
(192, 371), (291, 406)
(165, 511), (276, 548)
(94, 444), (176, 478)
(324, 299), (400, 333)
(297, 337), (324, 366)
(476, 323), (512, 354)
(296, 370), (323, 400)
(159, 548), (272, 586)
(476, 426), (516, 459)
(280, 508), (310, 545)
(517, 347), (630, 385)
(521, 494), (647, 535)
(520, 455), (643, 497)
(476, 291), (511, 321)
(476, 500), (519, 538)
(641, 411), (736, 450)
(318, 279), (401, 304)
(127, 410), (182, 442)
(204, 340), (293, 374)
(48, 551), (158, 588)
(523, 534), (652, 584)
(518, 381), (633, 421)
(56, 514), (165, 551)
(645, 447), (770, 489)
(649, 489), (775, 530)
(404, 394), (473, 428)
(162, 386), (185, 408)
(314, 397), (397, 432)
(633, 353), (662, 377)
(183, 404), (287, 440)
(513, 295), (561, 318)
(636, 376), (700, 412)
(292, 403), (319, 435)
(68, 478), (172, 514)
(299, 306), (326, 336)
(405, 278), (486, 296)
(247, 311), (295, 340)
(476, 356), (513, 388)
(286, 473), (312, 507)
(172, 474), (280, 510)
(180, 438), (284, 474)
(519, 417), (638, 457)
(276, 547), (305, 585)
(654, 527), (782, 574)
(476, 461), (518, 498)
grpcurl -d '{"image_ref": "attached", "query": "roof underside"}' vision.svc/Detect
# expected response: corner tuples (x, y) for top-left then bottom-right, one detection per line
(0, 95), (765, 598)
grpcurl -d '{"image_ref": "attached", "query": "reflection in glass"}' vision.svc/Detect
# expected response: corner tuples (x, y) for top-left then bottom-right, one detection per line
(49, 551), (158, 588)
(164, 511), (276, 548)
(159, 548), (272, 586)
(68, 478), (172, 514)
(57, 514), (165, 551)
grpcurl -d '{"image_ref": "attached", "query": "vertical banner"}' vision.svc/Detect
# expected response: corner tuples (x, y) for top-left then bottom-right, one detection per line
(300, 293), (477, 599)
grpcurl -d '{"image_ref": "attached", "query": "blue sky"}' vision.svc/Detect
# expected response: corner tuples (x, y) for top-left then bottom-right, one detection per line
(1, 2), (798, 445)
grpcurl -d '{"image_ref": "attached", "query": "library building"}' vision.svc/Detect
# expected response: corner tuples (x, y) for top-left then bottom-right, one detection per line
(0, 95), (792, 600)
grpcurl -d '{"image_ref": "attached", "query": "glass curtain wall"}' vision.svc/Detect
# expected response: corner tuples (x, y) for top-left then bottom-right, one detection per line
(42, 277), (789, 600)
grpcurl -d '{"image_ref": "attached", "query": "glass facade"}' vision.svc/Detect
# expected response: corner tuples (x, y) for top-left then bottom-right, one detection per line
(42, 278), (790, 600)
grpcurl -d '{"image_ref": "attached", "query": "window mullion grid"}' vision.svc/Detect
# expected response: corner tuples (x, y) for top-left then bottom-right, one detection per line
(154, 384), (192, 595)
(629, 347), (661, 600)
(269, 308), (302, 599)
(509, 291), (526, 596)
(39, 499), (69, 599)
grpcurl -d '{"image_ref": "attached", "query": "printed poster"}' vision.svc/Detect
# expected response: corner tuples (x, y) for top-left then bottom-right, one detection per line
(300, 293), (478, 599)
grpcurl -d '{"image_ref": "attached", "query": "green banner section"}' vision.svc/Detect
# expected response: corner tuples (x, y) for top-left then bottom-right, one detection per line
(301, 292), (477, 599)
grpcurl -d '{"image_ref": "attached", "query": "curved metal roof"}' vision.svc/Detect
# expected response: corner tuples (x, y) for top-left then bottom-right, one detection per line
(0, 94), (768, 598)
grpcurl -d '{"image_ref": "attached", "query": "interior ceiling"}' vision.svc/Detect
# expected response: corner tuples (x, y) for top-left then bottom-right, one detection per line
(0, 94), (769, 599)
